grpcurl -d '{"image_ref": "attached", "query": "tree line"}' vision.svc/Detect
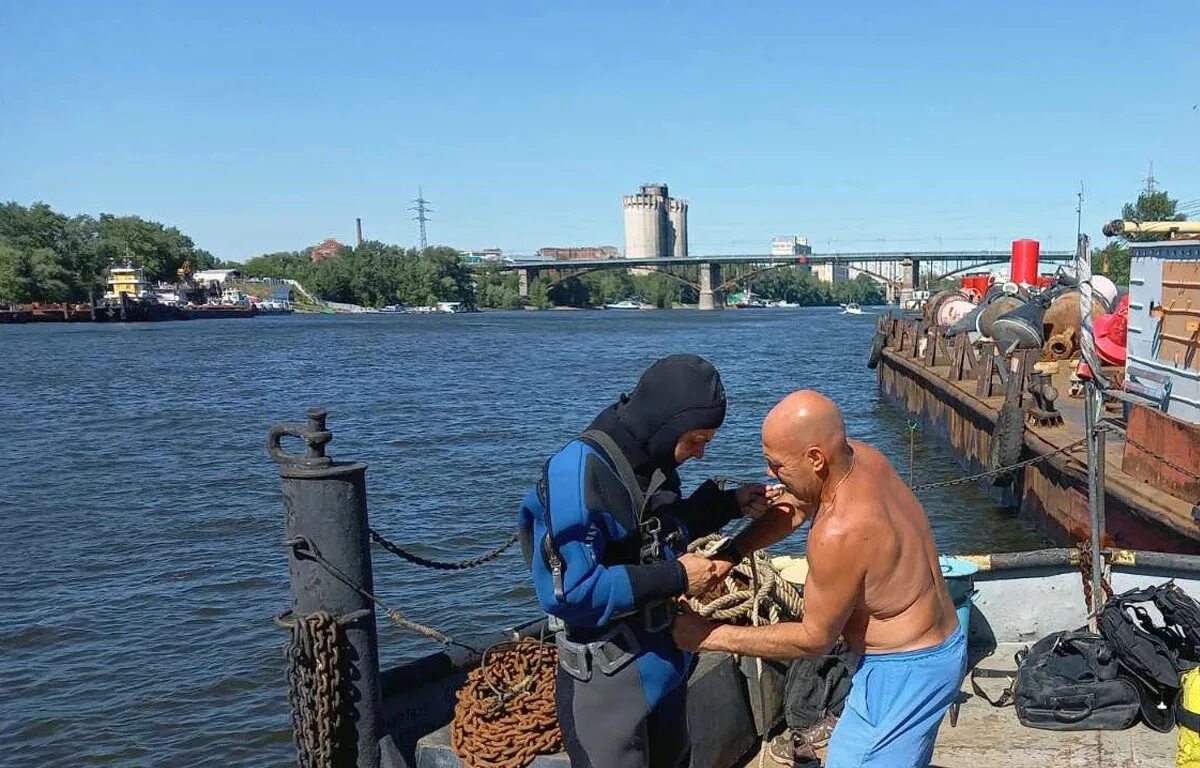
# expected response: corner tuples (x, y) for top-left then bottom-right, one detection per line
(11, 190), (1178, 309)
(0, 202), (219, 303)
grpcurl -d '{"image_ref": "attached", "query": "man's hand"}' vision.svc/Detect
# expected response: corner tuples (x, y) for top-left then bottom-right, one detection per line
(672, 603), (718, 652)
(677, 553), (719, 596)
(767, 485), (815, 527)
(736, 483), (769, 519)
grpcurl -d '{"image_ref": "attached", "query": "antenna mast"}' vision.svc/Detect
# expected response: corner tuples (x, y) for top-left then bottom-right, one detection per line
(1076, 182), (1084, 240)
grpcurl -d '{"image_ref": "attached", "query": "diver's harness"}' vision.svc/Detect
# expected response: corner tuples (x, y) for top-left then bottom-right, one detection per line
(535, 430), (683, 681)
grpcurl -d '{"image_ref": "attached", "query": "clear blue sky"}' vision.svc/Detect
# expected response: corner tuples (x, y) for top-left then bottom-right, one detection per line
(2, 1), (1197, 260)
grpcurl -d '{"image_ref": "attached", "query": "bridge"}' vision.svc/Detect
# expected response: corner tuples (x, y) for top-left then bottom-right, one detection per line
(479, 250), (1075, 309)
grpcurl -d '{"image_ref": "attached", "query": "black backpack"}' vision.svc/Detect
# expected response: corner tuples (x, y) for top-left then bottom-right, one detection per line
(1097, 582), (1200, 732)
(1006, 630), (1141, 731)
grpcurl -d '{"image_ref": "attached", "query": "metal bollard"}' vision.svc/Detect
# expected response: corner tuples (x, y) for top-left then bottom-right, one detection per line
(270, 408), (383, 768)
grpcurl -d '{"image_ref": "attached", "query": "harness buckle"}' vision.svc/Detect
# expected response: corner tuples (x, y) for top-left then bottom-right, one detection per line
(555, 634), (592, 682)
(593, 623), (639, 675)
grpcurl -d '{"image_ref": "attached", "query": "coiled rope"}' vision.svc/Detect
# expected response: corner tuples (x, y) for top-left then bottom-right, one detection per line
(685, 534), (805, 625)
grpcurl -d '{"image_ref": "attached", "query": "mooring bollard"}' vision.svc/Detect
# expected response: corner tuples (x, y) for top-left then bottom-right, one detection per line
(270, 408), (383, 768)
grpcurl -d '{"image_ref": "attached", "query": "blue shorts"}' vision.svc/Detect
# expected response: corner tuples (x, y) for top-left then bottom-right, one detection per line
(826, 626), (967, 768)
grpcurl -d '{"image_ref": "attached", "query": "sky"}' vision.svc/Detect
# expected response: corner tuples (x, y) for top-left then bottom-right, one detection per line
(2, 1), (1197, 261)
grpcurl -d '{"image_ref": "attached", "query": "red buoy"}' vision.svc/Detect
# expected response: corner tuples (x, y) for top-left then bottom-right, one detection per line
(1011, 239), (1040, 285)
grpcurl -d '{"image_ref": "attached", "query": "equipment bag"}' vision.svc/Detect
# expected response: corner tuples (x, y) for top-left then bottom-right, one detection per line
(1004, 630), (1141, 731)
(1099, 582), (1200, 732)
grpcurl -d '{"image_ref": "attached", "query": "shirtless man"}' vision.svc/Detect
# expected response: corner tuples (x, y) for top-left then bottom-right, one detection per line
(672, 390), (964, 768)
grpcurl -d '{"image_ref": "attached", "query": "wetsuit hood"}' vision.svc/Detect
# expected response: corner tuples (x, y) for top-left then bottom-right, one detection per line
(587, 354), (727, 475)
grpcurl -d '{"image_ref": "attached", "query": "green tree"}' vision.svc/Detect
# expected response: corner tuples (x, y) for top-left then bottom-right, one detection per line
(1097, 187), (1187, 287)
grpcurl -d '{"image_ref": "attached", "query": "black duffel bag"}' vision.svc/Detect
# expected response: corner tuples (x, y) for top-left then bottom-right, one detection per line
(973, 630), (1141, 731)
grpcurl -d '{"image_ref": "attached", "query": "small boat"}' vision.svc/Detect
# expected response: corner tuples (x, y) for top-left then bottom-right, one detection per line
(731, 290), (769, 309)
(771, 300), (800, 309)
(340, 545), (1190, 768)
(604, 299), (656, 310)
(253, 299), (295, 315)
(840, 302), (864, 315)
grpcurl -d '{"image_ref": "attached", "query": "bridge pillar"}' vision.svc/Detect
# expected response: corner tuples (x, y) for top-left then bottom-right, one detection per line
(518, 268), (530, 299)
(902, 259), (921, 289)
(698, 262), (723, 311)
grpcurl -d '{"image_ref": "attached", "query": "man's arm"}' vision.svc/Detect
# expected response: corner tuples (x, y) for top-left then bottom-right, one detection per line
(674, 519), (867, 659)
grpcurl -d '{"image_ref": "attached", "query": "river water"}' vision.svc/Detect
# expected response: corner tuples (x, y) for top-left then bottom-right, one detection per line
(0, 309), (1047, 767)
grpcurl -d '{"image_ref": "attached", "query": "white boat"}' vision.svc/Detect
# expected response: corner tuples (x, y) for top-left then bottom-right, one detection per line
(604, 299), (655, 310)
(840, 302), (864, 315)
(771, 300), (800, 309)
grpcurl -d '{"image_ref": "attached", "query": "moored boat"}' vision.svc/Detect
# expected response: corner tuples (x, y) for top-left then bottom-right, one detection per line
(603, 298), (656, 310)
(265, 408), (1184, 768)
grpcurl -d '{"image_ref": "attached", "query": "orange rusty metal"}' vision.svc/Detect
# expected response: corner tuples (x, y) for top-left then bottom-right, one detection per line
(1122, 404), (1200, 505)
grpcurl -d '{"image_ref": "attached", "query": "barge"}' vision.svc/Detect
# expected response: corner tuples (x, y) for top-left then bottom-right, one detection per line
(871, 236), (1200, 553)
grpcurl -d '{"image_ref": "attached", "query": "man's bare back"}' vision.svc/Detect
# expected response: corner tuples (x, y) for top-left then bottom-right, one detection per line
(813, 440), (958, 655)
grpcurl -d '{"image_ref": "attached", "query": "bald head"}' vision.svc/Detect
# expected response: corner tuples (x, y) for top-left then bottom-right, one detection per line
(762, 391), (851, 503)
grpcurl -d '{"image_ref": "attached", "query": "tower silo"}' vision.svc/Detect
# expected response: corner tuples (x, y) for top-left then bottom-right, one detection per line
(622, 187), (669, 259)
(668, 198), (688, 259)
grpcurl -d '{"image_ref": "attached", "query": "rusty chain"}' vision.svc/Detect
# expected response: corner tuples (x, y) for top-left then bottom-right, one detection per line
(284, 611), (344, 768)
(718, 434), (1090, 496)
(909, 435), (1090, 491)
(1107, 423), (1200, 484)
(451, 638), (563, 768)
(369, 527), (518, 571)
(1076, 541), (1114, 612)
(286, 536), (481, 654)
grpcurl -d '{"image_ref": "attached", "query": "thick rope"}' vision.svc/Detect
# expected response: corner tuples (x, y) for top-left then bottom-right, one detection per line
(686, 534), (804, 623)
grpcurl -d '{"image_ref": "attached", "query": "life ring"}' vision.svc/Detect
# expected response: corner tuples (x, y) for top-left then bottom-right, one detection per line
(867, 332), (886, 369)
(987, 402), (1025, 487)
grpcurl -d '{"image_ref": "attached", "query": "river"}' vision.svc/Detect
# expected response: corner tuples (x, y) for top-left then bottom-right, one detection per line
(0, 309), (1048, 766)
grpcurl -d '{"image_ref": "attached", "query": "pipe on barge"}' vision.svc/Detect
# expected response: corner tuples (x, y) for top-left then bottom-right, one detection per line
(873, 314), (1200, 554)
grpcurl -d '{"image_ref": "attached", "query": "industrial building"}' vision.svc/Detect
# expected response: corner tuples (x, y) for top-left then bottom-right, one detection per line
(771, 236), (810, 258)
(813, 263), (850, 284)
(621, 183), (688, 259)
(537, 246), (618, 261)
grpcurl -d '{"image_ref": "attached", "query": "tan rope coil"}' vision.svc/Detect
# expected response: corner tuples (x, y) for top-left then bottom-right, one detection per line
(451, 638), (563, 768)
(686, 534), (804, 623)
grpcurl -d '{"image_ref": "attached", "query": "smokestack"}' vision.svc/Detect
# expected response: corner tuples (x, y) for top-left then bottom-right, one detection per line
(355, 217), (364, 247)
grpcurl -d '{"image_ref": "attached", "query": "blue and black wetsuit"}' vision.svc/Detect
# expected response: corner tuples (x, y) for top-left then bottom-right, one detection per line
(517, 355), (739, 768)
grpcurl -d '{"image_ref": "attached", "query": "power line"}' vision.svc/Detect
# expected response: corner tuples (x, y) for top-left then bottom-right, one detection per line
(409, 187), (433, 251)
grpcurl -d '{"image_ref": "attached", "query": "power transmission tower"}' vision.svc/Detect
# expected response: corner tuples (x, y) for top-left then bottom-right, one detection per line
(1144, 162), (1157, 195)
(410, 188), (432, 251)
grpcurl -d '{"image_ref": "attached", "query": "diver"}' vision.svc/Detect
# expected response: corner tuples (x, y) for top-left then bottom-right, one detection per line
(518, 354), (766, 768)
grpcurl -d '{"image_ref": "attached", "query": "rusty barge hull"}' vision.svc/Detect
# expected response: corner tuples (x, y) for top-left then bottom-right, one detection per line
(875, 317), (1200, 554)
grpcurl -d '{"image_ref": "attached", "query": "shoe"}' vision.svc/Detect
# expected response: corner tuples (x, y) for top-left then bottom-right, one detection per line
(766, 731), (819, 766)
(797, 714), (837, 749)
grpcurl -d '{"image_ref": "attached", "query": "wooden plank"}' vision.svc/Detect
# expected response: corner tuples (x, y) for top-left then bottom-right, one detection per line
(1159, 261), (1200, 371)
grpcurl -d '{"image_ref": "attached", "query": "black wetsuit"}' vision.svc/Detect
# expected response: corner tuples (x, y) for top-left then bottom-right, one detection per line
(518, 355), (740, 768)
